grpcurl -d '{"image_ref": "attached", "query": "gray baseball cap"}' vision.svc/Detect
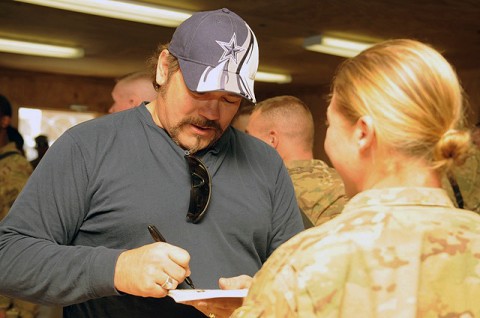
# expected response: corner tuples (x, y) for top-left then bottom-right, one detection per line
(169, 8), (259, 103)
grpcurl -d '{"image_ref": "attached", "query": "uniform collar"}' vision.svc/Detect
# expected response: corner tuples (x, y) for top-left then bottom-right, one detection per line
(343, 187), (455, 213)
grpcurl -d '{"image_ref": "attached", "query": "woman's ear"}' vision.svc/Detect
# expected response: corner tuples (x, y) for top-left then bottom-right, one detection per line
(355, 116), (375, 151)
(155, 49), (170, 87)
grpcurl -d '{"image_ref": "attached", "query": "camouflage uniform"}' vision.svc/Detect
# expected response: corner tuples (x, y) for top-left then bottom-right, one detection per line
(232, 187), (480, 318)
(442, 147), (480, 213)
(0, 142), (36, 318)
(286, 160), (347, 226)
(0, 142), (32, 221)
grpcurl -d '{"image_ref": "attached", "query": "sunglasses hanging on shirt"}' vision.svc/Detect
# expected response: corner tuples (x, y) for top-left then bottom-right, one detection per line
(185, 154), (212, 223)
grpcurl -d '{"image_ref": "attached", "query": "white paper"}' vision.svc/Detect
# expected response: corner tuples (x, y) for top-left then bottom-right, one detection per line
(168, 289), (248, 302)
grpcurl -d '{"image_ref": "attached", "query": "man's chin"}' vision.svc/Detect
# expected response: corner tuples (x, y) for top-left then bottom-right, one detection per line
(178, 136), (213, 153)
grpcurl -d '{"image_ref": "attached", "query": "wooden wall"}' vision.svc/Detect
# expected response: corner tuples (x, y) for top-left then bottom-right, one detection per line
(1, 67), (479, 164)
(0, 67), (114, 121)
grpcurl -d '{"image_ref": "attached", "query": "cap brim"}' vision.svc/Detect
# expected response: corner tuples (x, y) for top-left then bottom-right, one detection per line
(178, 58), (256, 103)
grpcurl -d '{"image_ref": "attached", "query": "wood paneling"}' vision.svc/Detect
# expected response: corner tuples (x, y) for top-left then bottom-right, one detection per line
(1, 67), (478, 164)
(0, 67), (114, 125)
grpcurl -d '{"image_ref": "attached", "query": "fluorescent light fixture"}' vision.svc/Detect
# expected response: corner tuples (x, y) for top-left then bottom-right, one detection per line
(0, 38), (84, 58)
(16, 0), (193, 27)
(255, 71), (292, 84)
(304, 35), (375, 58)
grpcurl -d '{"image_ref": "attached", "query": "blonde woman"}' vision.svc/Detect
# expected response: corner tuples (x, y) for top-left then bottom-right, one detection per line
(231, 39), (480, 317)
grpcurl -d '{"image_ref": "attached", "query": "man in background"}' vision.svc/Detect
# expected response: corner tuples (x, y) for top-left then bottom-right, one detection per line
(0, 94), (32, 223)
(30, 135), (49, 169)
(6, 126), (26, 157)
(231, 103), (254, 132)
(108, 71), (158, 113)
(246, 95), (347, 227)
(0, 94), (37, 318)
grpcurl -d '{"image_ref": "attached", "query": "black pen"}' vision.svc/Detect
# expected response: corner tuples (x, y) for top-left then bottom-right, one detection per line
(147, 224), (196, 289)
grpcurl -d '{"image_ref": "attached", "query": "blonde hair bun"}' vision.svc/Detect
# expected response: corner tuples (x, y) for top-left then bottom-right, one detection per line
(433, 129), (471, 170)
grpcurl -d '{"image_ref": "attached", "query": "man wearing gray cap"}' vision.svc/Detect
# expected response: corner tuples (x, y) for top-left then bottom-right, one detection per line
(0, 8), (303, 318)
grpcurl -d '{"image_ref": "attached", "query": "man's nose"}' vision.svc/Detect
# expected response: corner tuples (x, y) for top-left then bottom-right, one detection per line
(198, 100), (220, 120)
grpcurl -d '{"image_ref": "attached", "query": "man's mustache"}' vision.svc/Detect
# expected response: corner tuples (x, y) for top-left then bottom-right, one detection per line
(180, 117), (222, 132)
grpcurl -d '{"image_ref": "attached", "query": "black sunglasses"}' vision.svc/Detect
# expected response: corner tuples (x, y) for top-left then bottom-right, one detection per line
(185, 155), (212, 223)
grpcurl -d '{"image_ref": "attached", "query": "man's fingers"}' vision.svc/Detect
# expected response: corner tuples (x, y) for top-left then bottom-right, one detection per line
(113, 242), (191, 297)
(219, 275), (252, 290)
(157, 273), (178, 290)
(167, 245), (191, 267)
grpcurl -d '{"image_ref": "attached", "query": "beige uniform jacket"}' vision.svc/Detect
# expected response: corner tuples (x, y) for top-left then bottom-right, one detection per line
(232, 187), (480, 318)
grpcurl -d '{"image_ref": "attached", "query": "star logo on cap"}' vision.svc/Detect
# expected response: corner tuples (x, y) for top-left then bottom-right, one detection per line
(216, 33), (245, 65)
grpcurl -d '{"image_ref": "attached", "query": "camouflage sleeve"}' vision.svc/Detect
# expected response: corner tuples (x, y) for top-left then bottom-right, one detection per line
(310, 189), (347, 226)
(0, 155), (37, 316)
(12, 299), (39, 318)
(0, 155), (32, 221)
(0, 295), (12, 312)
(287, 161), (348, 227)
(231, 248), (297, 318)
(298, 175), (347, 227)
(232, 230), (327, 318)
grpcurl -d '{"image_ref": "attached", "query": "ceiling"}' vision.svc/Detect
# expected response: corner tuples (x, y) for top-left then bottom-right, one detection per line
(1, 0), (480, 95)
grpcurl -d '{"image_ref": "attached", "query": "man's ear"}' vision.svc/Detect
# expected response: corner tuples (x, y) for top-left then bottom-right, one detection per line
(355, 115), (375, 151)
(0, 115), (11, 129)
(129, 97), (137, 107)
(269, 130), (279, 148)
(155, 49), (170, 87)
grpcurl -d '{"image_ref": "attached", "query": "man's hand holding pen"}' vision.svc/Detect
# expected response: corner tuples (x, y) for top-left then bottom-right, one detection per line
(148, 225), (196, 289)
(112, 223), (251, 318)
(113, 240), (192, 298)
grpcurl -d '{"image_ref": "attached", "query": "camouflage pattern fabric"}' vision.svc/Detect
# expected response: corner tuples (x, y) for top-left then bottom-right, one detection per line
(442, 146), (480, 213)
(286, 160), (347, 226)
(0, 142), (36, 318)
(232, 187), (480, 318)
(0, 142), (32, 221)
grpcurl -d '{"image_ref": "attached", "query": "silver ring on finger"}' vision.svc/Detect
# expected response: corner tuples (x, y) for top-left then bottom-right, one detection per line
(161, 275), (174, 290)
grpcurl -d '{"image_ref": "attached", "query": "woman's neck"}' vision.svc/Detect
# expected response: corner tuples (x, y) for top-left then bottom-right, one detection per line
(363, 154), (442, 191)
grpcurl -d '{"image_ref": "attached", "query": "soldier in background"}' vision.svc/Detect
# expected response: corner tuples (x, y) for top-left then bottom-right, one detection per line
(108, 71), (158, 113)
(0, 94), (32, 224)
(0, 94), (36, 318)
(246, 95), (347, 227)
(6, 126), (26, 157)
(231, 103), (254, 132)
(30, 135), (49, 169)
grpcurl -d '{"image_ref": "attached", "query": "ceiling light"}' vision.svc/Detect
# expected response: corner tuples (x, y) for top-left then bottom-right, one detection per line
(255, 71), (292, 84)
(303, 35), (375, 58)
(0, 37), (84, 58)
(16, 0), (193, 27)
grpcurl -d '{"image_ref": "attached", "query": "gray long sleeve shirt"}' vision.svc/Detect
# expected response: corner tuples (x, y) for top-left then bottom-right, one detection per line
(0, 105), (303, 317)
